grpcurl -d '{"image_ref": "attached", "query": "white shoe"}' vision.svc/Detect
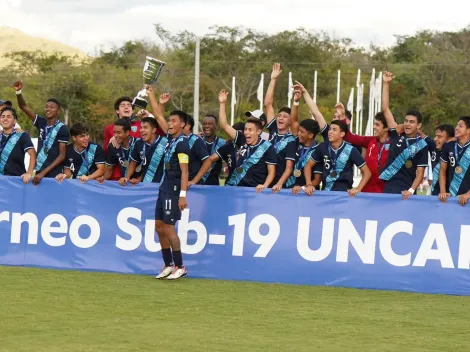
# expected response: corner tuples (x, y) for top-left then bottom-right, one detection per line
(166, 266), (187, 280)
(155, 266), (174, 280)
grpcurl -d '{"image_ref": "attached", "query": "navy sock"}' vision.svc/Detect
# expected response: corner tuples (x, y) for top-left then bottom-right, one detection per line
(161, 248), (173, 267)
(173, 250), (183, 268)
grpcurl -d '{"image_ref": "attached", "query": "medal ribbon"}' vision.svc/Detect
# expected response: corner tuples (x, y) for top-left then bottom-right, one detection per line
(377, 137), (391, 171)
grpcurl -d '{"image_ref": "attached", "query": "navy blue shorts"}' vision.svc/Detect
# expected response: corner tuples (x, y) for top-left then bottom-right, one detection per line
(155, 189), (181, 225)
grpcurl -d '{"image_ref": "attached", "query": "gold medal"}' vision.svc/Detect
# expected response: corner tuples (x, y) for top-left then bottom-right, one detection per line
(236, 167), (243, 174)
(165, 162), (171, 170)
(455, 166), (463, 175)
(122, 160), (129, 168)
(405, 160), (413, 168)
(293, 169), (301, 178)
(135, 165), (142, 173)
(330, 171), (338, 178)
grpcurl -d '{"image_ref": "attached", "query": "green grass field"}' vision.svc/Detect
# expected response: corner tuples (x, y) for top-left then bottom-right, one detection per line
(0, 266), (468, 352)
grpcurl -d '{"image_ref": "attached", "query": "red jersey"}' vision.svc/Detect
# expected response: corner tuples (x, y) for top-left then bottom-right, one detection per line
(344, 132), (391, 193)
(103, 118), (164, 180)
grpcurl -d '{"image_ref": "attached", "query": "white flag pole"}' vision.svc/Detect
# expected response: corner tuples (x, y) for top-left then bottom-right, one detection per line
(355, 69), (361, 135)
(257, 73), (264, 111)
(313, 70), (318, 104)
(287, 72), (293, 108)
(230, 76), (236, 126)
(193, 37), (201, 133)
(336, 70), (341, 104)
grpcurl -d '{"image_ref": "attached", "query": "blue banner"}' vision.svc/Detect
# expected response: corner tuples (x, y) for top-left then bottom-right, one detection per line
(1, 176), (469, 296)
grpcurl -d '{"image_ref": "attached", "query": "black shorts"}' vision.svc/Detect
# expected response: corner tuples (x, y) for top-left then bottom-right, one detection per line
(155, 189), (181, 225)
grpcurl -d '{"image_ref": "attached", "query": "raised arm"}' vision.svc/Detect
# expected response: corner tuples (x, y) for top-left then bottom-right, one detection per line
(264, 63), (282, 124)
(290, 90), (301, 136)
(147, 85), (169, 134)
(218, 90), (237, 140)
(293, 81), (327, 131)
(382, 72), (397, 129)
(13, 81), (36, 122)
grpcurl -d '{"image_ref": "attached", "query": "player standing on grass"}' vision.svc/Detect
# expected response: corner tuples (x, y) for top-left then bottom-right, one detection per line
(13, 80), (69, 184)
(155, 111), (190, 280)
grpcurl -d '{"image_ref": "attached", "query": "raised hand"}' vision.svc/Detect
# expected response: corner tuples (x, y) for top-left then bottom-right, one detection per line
(293, 90), (302, 103)
(293, 81), (307, 94)
(383, 71), (395, 83)
(218, 89), (228, 104)
(159, 93), (171, 105)
(335, 103), (345, 116)
(13, 80), (23, 91)
(271, 63), (282, 80)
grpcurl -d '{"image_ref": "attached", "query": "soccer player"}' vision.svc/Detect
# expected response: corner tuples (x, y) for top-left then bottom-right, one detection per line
(201, 114), (226, 185)
(103, 119), (137, 181)
(303, 120), (371, 196)
(289, 119), (322, 195)
(119, 117), (168, 185)
(183, 115), (210, 184)
(13, 80), (69, 184)
(154, 110), (190, 280)
(439, 117), (470, 206)
(343, 112), (392, 193)
(380, 72), (429, 199)
(0, 107), (36, 182)
(244, 110), (270, 140)
(56, 123), (105, 183)
(420, 124), (454, 195)
(212, 90), (277, 191)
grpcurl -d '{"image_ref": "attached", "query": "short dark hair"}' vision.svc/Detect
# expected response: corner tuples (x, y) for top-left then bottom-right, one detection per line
(70, 122), (89, 137)
(187, 115), (195, 131)
(246, 118), (262, 130)
(374, 112), (388, 128)
(345, 110), (352, 121)
(204, 114), (218, 123)
(114, 118), (131, 132)
(114, 96), (133, 111)
(141, 117), (158, 129)
(331, 119), (348, 134)
(459, 116), (470, 129)
(46, 98), (61, 109)
(279, 107), (291, 115)
(299, 119), (320, 136)
(0, 106), (17, 119)
(232, 122), (245, 131)
(436, 124), (454, 138)
(406, 109), (423, 123)
(169, 110), (189, 125)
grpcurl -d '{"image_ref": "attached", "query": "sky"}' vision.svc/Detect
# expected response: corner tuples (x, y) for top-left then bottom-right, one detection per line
(1, 0), (469, 55)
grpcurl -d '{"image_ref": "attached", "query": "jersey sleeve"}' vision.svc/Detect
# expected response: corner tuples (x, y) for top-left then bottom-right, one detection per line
(267, 119), (277, 136)
(130, 141), (142, 163)
(440, 143), (451, 163)
(311, 145), (323, 163)
(320, 124), (329, 141)
(33, 115), (46, 129)
(313, 162), (323, 174)
(284, 140), (297, 161)
(388, 128), (399, 138)
(63, 146), (72, 169)
(344, 132), (374, 149)
(416, 146), (429, 167)
(106, 144), (118, 165)
(57, 125), (70, 144)
(234, 130), (246, 148)
(176, 139), (191, 159)
(350, 146), (366, 168)
(424, 136), (436, 152)
(264, 144), (277, 165)
(103, 125), (113, 154)
(21, 133), (35, 152)
(193, 138), (210, 161)
(94, 144), (105, 165)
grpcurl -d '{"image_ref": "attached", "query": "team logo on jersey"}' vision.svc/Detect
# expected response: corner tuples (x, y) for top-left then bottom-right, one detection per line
(131, 126), (137, 133)
(69, 158), (74, 162)
(385, 144), (390, 151)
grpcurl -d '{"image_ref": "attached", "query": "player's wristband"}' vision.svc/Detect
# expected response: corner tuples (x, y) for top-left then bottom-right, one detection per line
(180, 190), (187, 198)
(15, 90), (22, 95)
(408, 188), (415, 195)
(293, 101), (300, 106)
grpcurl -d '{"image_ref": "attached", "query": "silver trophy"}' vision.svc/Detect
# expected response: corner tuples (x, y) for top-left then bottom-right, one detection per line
(132, 56), (166, 109)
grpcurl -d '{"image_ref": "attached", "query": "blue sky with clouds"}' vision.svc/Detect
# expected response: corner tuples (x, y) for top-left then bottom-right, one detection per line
(1, 0), (469, 54)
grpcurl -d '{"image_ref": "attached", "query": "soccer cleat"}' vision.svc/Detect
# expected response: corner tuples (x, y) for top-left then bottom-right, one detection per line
(166, 266), (187, 280)
(155, 266), (175, 280)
